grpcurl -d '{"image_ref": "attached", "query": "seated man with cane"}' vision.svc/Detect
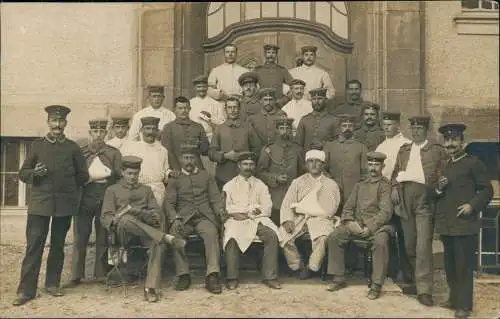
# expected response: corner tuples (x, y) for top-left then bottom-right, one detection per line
(100, 155), (185, 303)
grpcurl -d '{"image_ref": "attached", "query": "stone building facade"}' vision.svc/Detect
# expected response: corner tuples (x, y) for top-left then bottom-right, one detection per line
(1, 1), (498, 212)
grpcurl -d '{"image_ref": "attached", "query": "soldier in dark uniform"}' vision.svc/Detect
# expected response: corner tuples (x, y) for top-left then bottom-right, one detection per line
(295, 88), (338, 151)
(66, 118), (122, 289)
(209, 96), (260, 190)
(326, 152), (393, 300)
(13, 105), (89, 306)
(100, 155), (186, 302)
(330, 79), (375, 129)
(353, 103), (385, 151)
(254, 44), (294, 107)
(248, 88), (288, 157)
(238, 71), (262, 121)
(434, 124), (493, 319)
(160, 96), (210, 172)
(257, 118), (305, 225)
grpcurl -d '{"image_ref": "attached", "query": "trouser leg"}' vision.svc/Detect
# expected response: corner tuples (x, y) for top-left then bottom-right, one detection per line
(141, 238), (165, 290)
(170, 223), (193, 276)
(17, 215), (50, 297)
(93, 205), (108, 278)
(454, 235), (476, 311)
(400, 184), (418, 286)
(195, 219), (221, 276)
(326, 225), (351, 282)
(256, 223), (279, 280)
(308, 236), (327, 272)
(45, 216), (72, 288)
(371, 232), (390, 286)
(71, 205), (94, 280)
(270, 209), (280, 227)
(224, 239), (240, 280)
(283, 241), (302, 271)
(441, 235), (457, 306)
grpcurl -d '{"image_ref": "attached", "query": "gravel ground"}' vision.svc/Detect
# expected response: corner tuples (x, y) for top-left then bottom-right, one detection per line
(1, 215), (499, 318)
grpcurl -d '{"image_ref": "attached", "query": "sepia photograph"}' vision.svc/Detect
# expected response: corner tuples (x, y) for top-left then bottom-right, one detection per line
(0, 1), (499, 318)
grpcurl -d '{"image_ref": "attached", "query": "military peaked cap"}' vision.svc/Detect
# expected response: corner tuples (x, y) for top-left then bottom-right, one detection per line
(238, 151), (258, 163)
(301, 46), (318, 54)
(122, 156), (143, 169)
(148, 86), (165, 94)
(238, 72), (260, 85)
(263, 44), (280, 51)
(274, 117), (294, 128)
(89, 118), (108, 130)
(259, 87), (277, 98)
(309, 88), (327, 98)
(290, 79), (306, 87)
(140, 117), (160, 127)
(192, 75), (208, 85)
(409, 116), (431, 127)
(438, 123), (467, 137)
(382, 112), (401, 121)
(45, 105), (71, 119)
(366, 151), (387, 162)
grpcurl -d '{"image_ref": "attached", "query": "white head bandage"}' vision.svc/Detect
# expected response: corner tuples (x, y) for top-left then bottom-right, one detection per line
(305, 150), (325, 162)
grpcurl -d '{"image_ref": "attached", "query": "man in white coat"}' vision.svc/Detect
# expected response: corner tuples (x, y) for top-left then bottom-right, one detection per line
(127, 86), (176, 142)
(121, 117), (174, 208)
(281, 79), (313, 137)
(222, 152), (281, 290)
(279, 149), (341, 279)
(106, 114), (132, 151)
(287, 46), (335, 101)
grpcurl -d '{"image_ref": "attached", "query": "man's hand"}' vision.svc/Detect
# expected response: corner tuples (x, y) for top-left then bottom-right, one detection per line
(171, 219), (184, 235)
(232, 213), (249, 221)
(251, 208), (262, 216)
(283, 221), (295, 234)
(346, 221), (363, 236)
(437, 176), (449, 191)
(143, 212), (160, 227)
(168, 170), (182, 178)
(224, 150), (240, 162)
(128, 207), (144, 217)
(276, 174), (288, 184)
(219, 209), (229, 224)
(359, 227), (371, 238)
(391, 188), (400, 205)
(34, 162), (48, 177)
(457, 203), (473, 217)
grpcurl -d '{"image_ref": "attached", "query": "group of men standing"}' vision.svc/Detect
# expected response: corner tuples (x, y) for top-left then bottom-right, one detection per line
(11, 43), (493, 319)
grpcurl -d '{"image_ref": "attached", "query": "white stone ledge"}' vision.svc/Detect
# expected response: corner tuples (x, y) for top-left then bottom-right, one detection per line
(454, 10), (499, 35)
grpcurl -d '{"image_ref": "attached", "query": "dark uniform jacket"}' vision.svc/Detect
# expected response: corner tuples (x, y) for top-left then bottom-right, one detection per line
(163, 169), (224, 228)
(296, 109), (338, 151)
(324, 137), (368, 201)
(257, 138), (305, 210)
(240, 95), (262, 122)
(248, 108), (288, 156)
(391, 141), (449, 191)
(434, 153), (493, 236)
(330, 99), (373, 129)
(19, 134), (89, 217)
(254, 63), (294, 106)
(79, 142), (122, 206)
(209, 119), (260, 185)
(161, 118), (210, 171)
(341, 176), (393, 235)
(353, 124), (385, 151)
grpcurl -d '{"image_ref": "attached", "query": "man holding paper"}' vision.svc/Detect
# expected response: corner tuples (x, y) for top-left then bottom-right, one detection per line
(222, 152), (281, 290)
(326, 152), (393, 300)
(278, 149), (341, 279)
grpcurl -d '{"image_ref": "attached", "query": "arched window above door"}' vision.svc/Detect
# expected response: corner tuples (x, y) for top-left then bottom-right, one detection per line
(204, 2), (353, 53)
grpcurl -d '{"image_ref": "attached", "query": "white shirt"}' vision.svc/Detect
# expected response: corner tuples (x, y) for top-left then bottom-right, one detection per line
(287, 64), (335, 100)
(375, 132), (411, 180)
(281, 98), (313, 135)
(396, 140), (428, 185)
(189, 96), (226, 142)
(222, 175), (278, 253)
(120, 140), (171, 205)
(127, 106), (176, 141)
(207, 63), (249, 100)
(106, 137), (127, 151)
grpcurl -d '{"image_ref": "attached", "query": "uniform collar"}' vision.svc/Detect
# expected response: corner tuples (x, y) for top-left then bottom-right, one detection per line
(275, 137), (292, 145)
(227, 119), (241, 128)
(119, 179), (140, 189)
(367, 176), (382, 183)
(182, 167), (199, 176)
(361, 124), (380, 132)
(346, 98), (363, 106)
(312, 109), (327, 116)
(175, 117), (191, 125)
(236, 174), (256, 183)
(45, 133), (66, 144)
(338, 135), (355, 143)
(450, 151), (467, 163)
(262, 108), (278, 116)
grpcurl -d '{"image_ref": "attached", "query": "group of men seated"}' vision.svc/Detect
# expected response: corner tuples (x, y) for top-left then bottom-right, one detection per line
(13, 43), (494, 319)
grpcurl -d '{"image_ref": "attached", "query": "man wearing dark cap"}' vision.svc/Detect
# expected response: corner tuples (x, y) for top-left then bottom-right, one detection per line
(66, 118), (122, 289)
(223, 151), (281, 290)
(106, 114), (132, 151)
(324, 114), (368, 204)
(128, 86), (176, 142)
(353, 103), (385, 151)
(288, 46), (335, 101)
(161, 96), (210, 172)
(327, 152), (393, 300)
(248, 88), (288, 156)
(208, 44), (249, 102)
(238, 71), (263, 120)
(164, 145), (226, 294)
(331, 80), (375, 128)
(13, 105), (89, 306)
(100, 155), (186, 302)
(209, 96), (261, 190)
(434, 124), (492, 319)
(281, 79), (313, 136)
(375, 112), (411, 180)
(257, 118), (305, 225)
(391, 115), (448, 306)
(295, 87), (338, 151)
(254, 44), (294, 107)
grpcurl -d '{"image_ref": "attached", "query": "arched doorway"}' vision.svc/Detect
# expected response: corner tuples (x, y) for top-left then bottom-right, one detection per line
(201, 2), (354, 103)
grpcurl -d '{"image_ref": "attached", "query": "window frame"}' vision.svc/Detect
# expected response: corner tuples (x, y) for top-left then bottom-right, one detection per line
(455, 0), (499, 35)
